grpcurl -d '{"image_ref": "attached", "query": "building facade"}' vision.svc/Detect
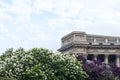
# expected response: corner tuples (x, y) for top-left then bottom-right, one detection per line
(58, 31), (120, 67)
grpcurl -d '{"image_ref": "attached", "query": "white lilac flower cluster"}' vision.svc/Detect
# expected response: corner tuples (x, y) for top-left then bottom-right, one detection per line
(0, 48), (88, 80)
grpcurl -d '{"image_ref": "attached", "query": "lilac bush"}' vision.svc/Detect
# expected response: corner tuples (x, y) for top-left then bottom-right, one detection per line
(76, 55), (120, 80)
(0, 48), (88, 80)
(110, 64), (120, 79)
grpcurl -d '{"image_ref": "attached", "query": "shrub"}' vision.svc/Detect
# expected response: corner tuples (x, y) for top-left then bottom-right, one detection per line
(0, 48), (88, 80)
(76, 55), (120, 80)
(0, 76), (17, 80)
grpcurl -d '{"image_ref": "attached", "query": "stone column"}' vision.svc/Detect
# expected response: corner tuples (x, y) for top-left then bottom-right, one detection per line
(94, 54), (98, 60)
(116, 55), (120, 67)
(105, 55), (108, 64)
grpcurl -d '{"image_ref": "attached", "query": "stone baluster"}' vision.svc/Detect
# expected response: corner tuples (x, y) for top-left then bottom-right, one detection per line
(94, 38), (97, 43)
(116, 39), (119, 43)
(105, 38), (108, 43)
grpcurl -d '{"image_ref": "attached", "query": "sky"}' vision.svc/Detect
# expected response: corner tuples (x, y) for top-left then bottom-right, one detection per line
(1, 0), (120, 54)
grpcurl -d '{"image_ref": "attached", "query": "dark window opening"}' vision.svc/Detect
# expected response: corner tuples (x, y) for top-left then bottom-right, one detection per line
(89, 42), (92, 45)
(97, 54), (105, 62)
(110, 43), (114, 45)
(99, 43), (103, 45)
(108, 55), (116, 65)
(87, 54), (94, 60)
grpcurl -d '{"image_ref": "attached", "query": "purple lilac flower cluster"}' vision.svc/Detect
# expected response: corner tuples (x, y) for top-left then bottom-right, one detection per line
(76, 55), (120, 80)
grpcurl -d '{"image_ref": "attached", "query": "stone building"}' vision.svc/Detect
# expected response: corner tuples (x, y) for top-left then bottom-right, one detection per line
(58, 31), (120, 67)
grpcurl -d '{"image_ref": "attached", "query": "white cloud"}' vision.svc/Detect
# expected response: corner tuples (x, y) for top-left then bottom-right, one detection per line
(0, 13), (13, 20)
(52, 0), (83, 18)
(0, 24), (9, 33)
(1, 0), (120, 53)
(32, 0), (53, 14)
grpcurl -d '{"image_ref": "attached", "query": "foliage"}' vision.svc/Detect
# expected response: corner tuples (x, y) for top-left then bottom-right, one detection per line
(0, 48), (88, 80)
(110, 64), (120, 79)
(0, 76), (17, 80)
(76, 55), (120, 80)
